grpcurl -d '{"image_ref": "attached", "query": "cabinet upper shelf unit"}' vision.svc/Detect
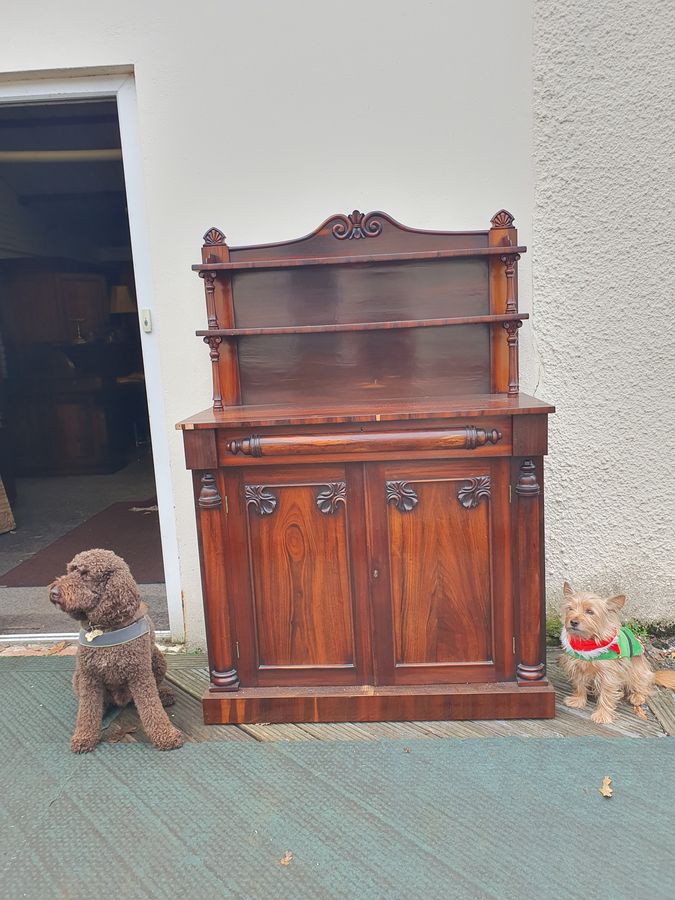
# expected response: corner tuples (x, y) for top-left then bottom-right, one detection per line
(194, 209), (528, 410)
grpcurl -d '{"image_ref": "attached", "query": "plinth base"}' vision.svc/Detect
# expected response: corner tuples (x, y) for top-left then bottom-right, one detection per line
(202, 680), (556, 724)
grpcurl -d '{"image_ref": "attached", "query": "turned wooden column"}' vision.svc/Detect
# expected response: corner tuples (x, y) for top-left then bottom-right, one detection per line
(488, 209), (518, 393)
(514, 458), (546, 683)
(194, 471), (239, 692)
(201, 228), (241, 407)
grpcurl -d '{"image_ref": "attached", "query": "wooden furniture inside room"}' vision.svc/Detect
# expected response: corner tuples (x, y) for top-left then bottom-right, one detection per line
(0, 261), (147, 477)
(177, 209), (556, 724)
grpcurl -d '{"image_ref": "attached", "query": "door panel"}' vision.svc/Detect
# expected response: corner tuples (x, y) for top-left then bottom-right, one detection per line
(367, 460), (512, 685)
(233, 464), (371, 686)
(388, 478), (492, 665)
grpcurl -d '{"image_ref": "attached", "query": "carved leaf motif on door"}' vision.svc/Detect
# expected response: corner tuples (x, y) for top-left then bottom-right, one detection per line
(315, 482), (347, 515)
(245, 485), (278, 516)
(457, 476), (491, 509)
(385, 481), (419, 513)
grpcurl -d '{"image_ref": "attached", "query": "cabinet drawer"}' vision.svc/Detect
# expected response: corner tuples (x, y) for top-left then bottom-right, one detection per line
(216, 418), (511, 466)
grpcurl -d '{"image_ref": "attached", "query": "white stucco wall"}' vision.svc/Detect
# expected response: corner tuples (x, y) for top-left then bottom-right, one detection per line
(534, 0), (675, 620)
(0, 1), (536, 643)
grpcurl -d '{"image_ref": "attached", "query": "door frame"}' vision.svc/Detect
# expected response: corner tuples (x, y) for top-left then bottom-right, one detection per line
(0, 69), (184, 641)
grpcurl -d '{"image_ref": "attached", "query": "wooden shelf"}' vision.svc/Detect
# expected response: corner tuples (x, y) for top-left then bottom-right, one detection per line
(196, 312), (528, 338)
(193, 244), (527, 273)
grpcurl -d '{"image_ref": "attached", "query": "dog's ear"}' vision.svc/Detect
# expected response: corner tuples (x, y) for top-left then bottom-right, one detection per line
(606, 594), (625, 611)
(91, 562), (140, 626)
(563, 581), (574, 597)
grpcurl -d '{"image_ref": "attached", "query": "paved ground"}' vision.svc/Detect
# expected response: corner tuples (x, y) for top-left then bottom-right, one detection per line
(0, 457), (168, 633)
(0, 652), (673, 900)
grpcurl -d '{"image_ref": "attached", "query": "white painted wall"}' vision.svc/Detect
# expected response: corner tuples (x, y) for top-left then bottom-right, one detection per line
(2, 2), (671, 636)
(0, 0), (536, 643)
(534, 0), (675, 620)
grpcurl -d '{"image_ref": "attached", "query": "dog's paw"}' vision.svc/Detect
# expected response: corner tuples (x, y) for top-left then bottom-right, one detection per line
(153, 727), (184, 751)
(70, 734), (99, 753)
(158, 687), (176, 708)
(564, 694), (588, 709)
(591, 708), (615, 725)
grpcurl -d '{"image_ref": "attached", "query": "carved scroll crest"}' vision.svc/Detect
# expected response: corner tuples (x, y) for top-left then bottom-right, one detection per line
(332, 210), (383, 240)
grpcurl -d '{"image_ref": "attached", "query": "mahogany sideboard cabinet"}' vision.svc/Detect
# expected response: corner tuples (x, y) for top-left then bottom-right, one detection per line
(177, 209), (556, 724)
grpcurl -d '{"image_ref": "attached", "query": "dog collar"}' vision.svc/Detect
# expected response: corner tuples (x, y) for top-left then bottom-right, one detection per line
(79, 616), (150, 648)
(561, 625), (644, 661)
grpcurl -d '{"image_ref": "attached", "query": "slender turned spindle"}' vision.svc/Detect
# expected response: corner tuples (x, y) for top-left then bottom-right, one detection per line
(500, 253), (520, 314)
(203, 335), (224, 411)
(503, 319), (522, 396)
(200, 271), (220, 329)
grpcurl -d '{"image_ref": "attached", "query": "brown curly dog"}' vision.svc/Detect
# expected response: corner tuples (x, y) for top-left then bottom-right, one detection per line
(49, 549), (183, 753)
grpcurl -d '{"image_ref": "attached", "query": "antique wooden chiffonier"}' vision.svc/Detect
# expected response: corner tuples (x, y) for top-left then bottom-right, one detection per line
(177, 209), (555, 724)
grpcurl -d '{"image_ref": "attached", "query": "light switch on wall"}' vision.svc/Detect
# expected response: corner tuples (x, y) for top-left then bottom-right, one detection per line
(141, 309), (152, 333)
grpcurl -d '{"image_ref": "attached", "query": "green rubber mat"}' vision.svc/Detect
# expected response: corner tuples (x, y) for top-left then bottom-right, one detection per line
(0, 659), (673, 899)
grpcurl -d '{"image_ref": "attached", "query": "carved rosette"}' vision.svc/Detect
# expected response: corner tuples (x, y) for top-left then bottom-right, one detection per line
(457, 476), (491, 509)
(386, 481), (419, 513)
(332, 210), (383, 240)
(245, 485), (278, 516)
(203, 227), (226, 246)
(315, 482), (347, 514)
(515, 459), (540, 497)
(227, 436), (262, 457)
(198, 473), (222, 509)
(490, 209), (515, 229)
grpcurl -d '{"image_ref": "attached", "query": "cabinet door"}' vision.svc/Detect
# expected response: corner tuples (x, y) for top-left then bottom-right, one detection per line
(366, 459), (513, 685)
(229, 464), (371, 687)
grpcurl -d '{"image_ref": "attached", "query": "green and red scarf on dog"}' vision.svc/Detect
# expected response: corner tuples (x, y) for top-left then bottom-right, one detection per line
(561, 625), (644, 661)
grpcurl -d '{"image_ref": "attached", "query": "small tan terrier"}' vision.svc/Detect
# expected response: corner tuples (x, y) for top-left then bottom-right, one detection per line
(559, 582), (675, 725)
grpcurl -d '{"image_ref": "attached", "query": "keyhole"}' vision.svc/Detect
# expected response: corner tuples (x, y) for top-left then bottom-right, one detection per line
(372, 568), (379, 579)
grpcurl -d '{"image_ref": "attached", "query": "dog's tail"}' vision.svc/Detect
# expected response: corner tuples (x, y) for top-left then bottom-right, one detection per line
(654, 670), (675, 690)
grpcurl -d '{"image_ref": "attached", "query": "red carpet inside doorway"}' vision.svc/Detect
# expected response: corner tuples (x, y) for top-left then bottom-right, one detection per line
(0, 498), (165, 587)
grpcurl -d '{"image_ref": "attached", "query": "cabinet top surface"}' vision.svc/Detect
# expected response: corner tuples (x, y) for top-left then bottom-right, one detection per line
(176, 392), (554, 430)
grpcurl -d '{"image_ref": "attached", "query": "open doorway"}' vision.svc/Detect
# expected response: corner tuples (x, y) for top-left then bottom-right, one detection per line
(0, 98), (168, 635)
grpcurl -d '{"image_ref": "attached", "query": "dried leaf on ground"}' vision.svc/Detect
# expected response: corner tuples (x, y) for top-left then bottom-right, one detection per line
(598, 776), (613, 798)
(633, 705), (647, 719)
(45, 641), (68, 656)
(403, 747), (411, 753)
(108, 725), (138, 743)
(278, 851), (293, 866)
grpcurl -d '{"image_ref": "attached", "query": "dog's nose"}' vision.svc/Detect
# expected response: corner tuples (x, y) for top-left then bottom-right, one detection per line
(569, 619), (579, 628)
(49, 586), (63, 605)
